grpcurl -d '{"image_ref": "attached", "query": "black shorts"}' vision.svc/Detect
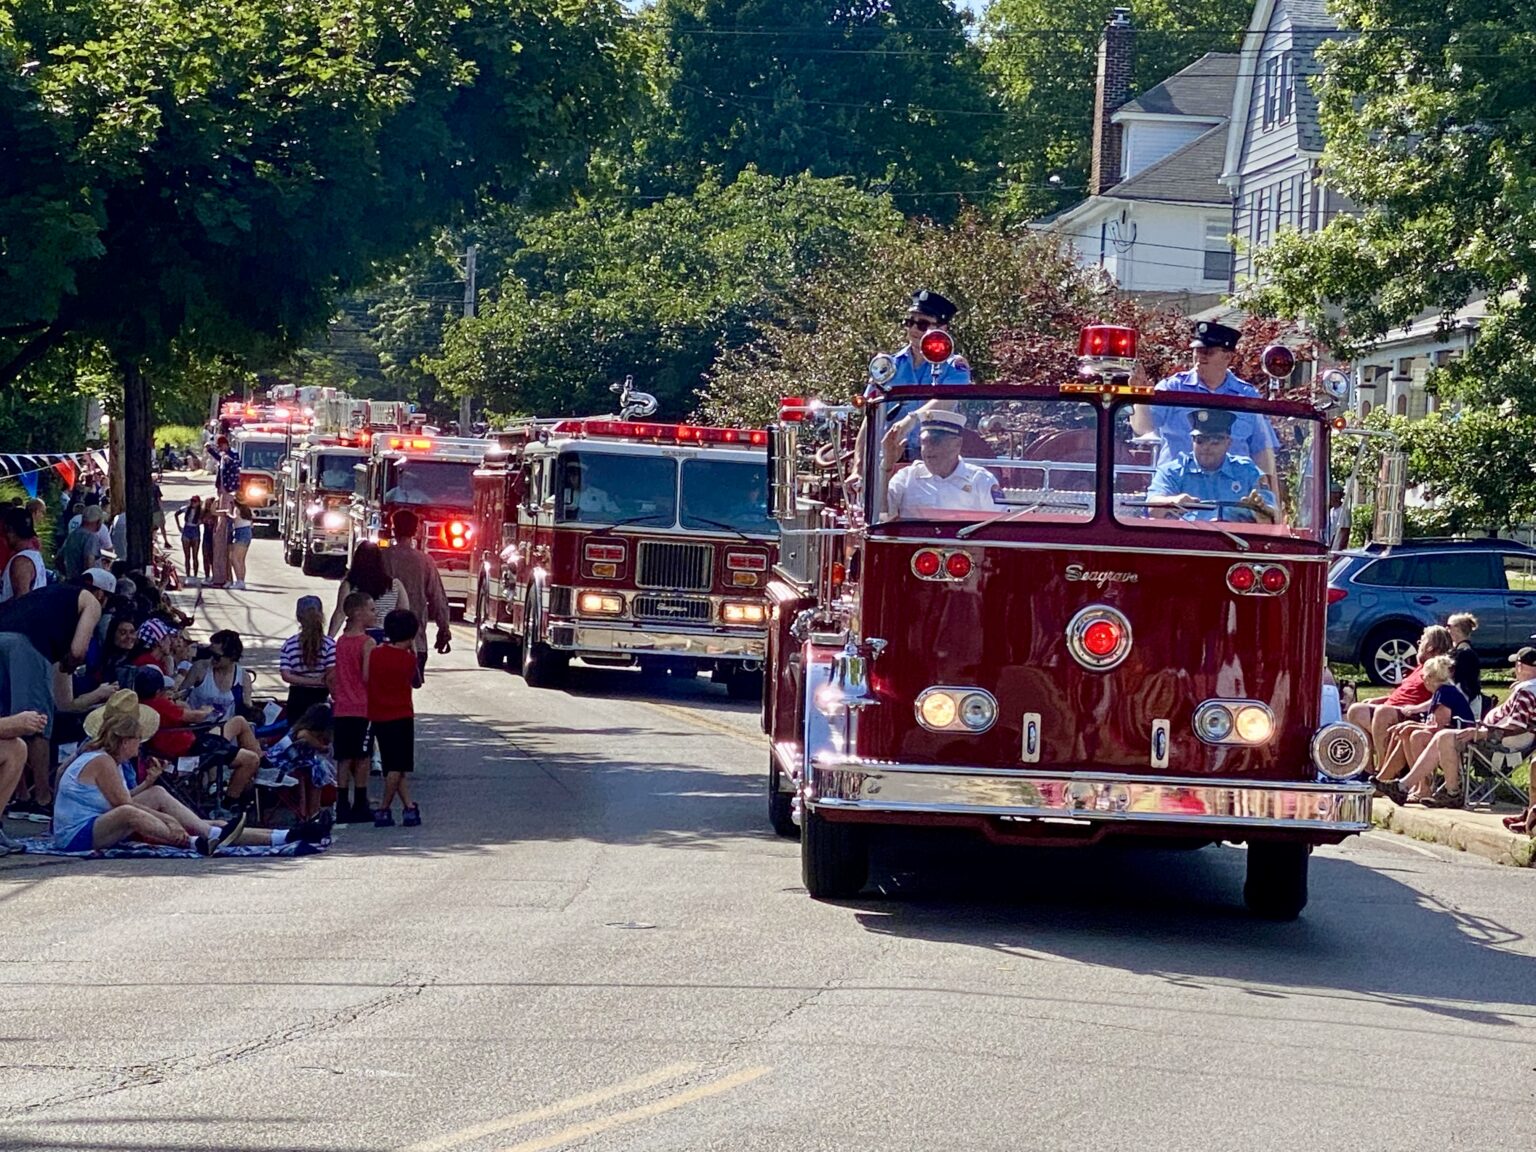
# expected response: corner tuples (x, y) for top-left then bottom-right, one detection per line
(191, 731), (239, 767)
(372, 716), (415, 774)
(334, 716), (372, 760)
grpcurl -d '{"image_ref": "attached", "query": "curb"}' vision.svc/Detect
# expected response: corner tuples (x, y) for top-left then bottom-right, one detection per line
(1371, 798), (1535, 868)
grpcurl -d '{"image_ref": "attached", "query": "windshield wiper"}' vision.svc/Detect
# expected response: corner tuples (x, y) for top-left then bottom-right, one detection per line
(587, 514), (669, 536)
(955, 498), (1089, 539)
(685, 515), (751, 542)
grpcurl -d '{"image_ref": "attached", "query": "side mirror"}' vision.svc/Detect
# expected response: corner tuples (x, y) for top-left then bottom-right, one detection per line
(769, 424), (799, 521)
(1373, 450), (1406, 546)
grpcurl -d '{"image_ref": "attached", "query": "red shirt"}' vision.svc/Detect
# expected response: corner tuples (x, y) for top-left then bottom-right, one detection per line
(145, 696), (197, 759)
(1383, 666), (1432, 709)
(367, 643), (415, 722)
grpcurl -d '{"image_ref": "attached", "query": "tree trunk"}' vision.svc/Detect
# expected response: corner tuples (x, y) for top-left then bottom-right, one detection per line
(120, 358), (154, 571)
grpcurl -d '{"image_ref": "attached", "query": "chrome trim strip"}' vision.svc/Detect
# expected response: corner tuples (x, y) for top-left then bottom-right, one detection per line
(868, 536), (1327, 564)
(807, 759), (1373, 832)
(557, 621), (766, 660)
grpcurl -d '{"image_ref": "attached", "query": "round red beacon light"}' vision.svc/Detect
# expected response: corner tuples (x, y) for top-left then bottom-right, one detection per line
(912, 550), (942, 578)
(1260, 565), (1289, 593)
(919, 329), (955, 364)
(1082, 619), (1121, 658)
(944, 551), (973, 579)
(1227, 564), (1257, 593)
(1261, 344), (1297, 380)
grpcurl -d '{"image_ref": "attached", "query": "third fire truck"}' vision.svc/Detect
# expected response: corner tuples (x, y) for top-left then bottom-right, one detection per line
(278, 437), (367, 575)
(348, 433), (487, 611)
(764, 325), (1399, 919)
(231, 423), (302, 534)
(470, 413), (777, 697)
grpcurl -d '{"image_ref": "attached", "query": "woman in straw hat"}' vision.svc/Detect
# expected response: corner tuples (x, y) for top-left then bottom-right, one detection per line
(54, 690), (331, 855)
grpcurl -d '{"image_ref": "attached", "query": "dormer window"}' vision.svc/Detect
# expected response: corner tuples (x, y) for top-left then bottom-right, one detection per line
(1262, 54), (1294, 129)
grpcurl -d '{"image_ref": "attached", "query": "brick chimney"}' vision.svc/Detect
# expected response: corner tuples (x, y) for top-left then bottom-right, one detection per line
(1090, 7), (1135, 196)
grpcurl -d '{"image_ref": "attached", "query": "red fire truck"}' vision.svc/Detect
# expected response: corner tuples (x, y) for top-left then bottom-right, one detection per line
(470, 416), (777, 697)
(231, 421), (307, 534)
(347, 434), (488, 612)
(764, 325), (1397, 918)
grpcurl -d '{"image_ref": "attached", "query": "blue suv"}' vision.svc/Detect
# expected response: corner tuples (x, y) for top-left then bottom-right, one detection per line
(1327, 538), (1536, 683)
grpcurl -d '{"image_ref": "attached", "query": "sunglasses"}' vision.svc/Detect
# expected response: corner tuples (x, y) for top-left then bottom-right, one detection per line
(903, 316), (937, 331)
(1190, 433), (1231, 444)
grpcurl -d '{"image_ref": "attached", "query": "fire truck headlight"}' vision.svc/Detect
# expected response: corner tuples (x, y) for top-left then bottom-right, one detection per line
(722, 602), (765, 625)
(1233, 705), (1274, 744)
(306, 502), (324, 517)
(1194, 702), (1235, 743)
(244, 482), (268, 501)
(1194, 700), (1274, 746)
(917, 690), (957, 730)
(577, 591), (624, 615)
(914, 688), (997, 734)
(959, 692), (997, 731)
(1312, 722), (1370, 779)
(321, 510), (347, 531)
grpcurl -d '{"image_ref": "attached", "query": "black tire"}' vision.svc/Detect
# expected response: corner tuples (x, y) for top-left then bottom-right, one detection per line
(284, 539), (302, 567)
(300, 550), (321, 577)
(1243, 841), (1310, 920)
(768, 756), (798, 839)
(520, 600), (568, 689)
(1362, 624), (1419, 686)
(726, 669), (763, 702)
(474, 588), (507, 669)
(801, 808), (868, 899)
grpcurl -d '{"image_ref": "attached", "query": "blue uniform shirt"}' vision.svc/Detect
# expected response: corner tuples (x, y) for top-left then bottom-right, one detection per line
(1147, 452), (1276, 523)
(1149, 370), (1279, 466)
(884, 344), (971, 453)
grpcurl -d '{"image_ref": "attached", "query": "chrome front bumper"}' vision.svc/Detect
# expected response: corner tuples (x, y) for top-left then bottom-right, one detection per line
(306, 532), (348, 556)
(553, 621), (766, 663)
(806, 757), (1373, 832)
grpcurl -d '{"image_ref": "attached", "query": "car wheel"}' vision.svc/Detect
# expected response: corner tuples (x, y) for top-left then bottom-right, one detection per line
(1243, 841), (1309, 920)
(520, 598), (568, 689)
(1364, 625), (1419, 686)
(801, 807), (868, 899)
(474, 587), (507, 669)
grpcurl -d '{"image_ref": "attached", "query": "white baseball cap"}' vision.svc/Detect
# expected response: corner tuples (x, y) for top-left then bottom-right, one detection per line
(79, 569), (118, 594)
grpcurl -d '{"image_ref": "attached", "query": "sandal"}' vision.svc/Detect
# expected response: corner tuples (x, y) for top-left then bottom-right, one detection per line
(1422, 790), (1464, 809)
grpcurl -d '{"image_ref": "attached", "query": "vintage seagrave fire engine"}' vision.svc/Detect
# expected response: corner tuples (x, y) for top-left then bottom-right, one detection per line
(348, 433), (487, 611)
(764, 325), (1404, 918)
(231, 421), (305, 534)
(470, 389), (777, 697)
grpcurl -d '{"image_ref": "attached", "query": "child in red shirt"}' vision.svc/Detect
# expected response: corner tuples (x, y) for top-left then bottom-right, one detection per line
(367, 609), (420, 827)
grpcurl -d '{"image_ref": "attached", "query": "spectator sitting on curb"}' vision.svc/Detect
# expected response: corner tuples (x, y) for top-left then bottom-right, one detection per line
(54, 690), (331, 855)
(264, 704), (336, 820)
(0, 711), (46, 855)
(134, 668), (263, 816)
(1371, 655), (1474, 791)
(1347, 625), (1455, 770)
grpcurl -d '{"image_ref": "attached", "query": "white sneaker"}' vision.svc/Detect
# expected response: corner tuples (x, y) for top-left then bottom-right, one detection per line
(233, 579), (246, 590)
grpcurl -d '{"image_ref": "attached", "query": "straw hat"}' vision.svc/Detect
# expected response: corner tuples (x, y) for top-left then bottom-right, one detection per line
(83, 689), (161, 741)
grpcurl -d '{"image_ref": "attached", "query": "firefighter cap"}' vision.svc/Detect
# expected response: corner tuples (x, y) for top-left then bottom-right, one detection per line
(910, 289), (958, 325)
(1188, 409), (1237, 436)
(918, 410), (967, 436)
(1190, 320), (1241, 351)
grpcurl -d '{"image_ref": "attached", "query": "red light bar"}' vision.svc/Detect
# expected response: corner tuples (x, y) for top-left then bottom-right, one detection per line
(554, 419), (769, 447)
(584, 542), (627, 563)
(1078, 325), (1138, 360)
(778, 397), (807, 423)
(725, 551), (768, 572)
(386, 437), (435, 451)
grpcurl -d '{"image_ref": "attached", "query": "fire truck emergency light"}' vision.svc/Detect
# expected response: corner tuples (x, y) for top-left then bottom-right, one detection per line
(1261, 344), (1297, 379)
(1077, 325), (1138, 360)
(387, 437), (435, 451)
(440, 520), (473, 550)
(918, 329), (955, 364)
(558, 419), (771, 447)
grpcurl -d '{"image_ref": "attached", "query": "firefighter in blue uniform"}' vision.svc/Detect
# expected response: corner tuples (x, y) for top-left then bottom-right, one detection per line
(1146, 409), (1277, 524)
(1130, 320), (1279, 489)
(882, 289), (971, 457)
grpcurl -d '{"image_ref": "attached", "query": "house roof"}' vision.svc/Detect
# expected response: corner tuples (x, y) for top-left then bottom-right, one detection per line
(1111, 124), (1232, 205)
(1115, 53), (1241, 119)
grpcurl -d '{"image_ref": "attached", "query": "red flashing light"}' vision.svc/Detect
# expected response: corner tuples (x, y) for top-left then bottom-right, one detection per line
(944, 551), (973, 579)
(1261, 344), (1297, 380)
(1081, 619), (1122, 658)
(440, 520), (473, 550)
(1327, 587), (1348, 605)
(1227, 564), (1257, 593)
(1260, 565), (1289, 593)
(585, 542), (626, 563)
(912, 549), (942, 578)
(559, 419), (771, 447)
(778, 398), (806, 423)
(919, 329), (955, 364)
(726, 551), (769, 572)
(1078, 325), (1139, 360)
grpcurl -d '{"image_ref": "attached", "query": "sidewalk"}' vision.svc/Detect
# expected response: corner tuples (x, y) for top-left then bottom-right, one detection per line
(1371, 797), (1535, 867)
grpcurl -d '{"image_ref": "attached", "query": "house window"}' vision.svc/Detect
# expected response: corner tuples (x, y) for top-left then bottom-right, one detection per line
(1203, 220), (1233, 282)
(1256, 187), (1272, 247)
(1299, 171), (1312, 232)
(1277, 179), (1294, 231)
(1280, 55), (1295, 122)
(1263, 55), (1294, 129)
(1395, 394), (1408, 416)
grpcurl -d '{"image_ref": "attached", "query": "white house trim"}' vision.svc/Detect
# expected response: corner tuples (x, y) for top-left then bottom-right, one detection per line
(1220, 0), (1280, 188)
(1112, 111), (1224, 127)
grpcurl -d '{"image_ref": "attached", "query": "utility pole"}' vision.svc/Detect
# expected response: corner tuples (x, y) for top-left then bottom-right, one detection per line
(458, 244), (477, 433)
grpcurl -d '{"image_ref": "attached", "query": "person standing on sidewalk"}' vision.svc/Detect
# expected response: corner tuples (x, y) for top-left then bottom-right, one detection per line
(367, 609), (421, 827)
(384, 510), (451, 684)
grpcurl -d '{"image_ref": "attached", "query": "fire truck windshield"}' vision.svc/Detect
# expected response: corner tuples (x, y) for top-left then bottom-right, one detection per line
(238, 441), (286, 472)
(383, 460), (476, 505)
(556, 451), (676, 525)
(314, 454), (359, 492)
(680, 459), (774, 537)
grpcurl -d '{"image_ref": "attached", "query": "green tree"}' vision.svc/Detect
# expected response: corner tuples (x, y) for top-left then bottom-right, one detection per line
(982, 0), (1249, 221)
(1243, 1), (1536, 413)
(430, 170), (902, 421)
(651, 0), (993, 219)
(0, 0), (631, 566)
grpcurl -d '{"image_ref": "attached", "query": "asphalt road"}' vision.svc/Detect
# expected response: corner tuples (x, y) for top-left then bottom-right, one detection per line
(1, 477), (1534, 1152)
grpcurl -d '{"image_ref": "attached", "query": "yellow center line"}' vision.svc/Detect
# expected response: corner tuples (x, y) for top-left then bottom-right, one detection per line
(638, 699), (762, 748)
(396, 1061), (701, 1152)
(493, 1066), (772, 1152)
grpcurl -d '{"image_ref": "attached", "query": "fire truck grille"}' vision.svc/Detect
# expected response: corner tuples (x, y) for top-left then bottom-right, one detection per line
(631, 595), (712, 623)
(636, 541), (713, 591)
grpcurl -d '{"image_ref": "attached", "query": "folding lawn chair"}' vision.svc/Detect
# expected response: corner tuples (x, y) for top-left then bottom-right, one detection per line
(1462, 729), (1534, 809)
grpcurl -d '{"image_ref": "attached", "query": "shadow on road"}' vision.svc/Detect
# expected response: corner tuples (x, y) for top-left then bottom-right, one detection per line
(843, 836), (1536, 1026)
